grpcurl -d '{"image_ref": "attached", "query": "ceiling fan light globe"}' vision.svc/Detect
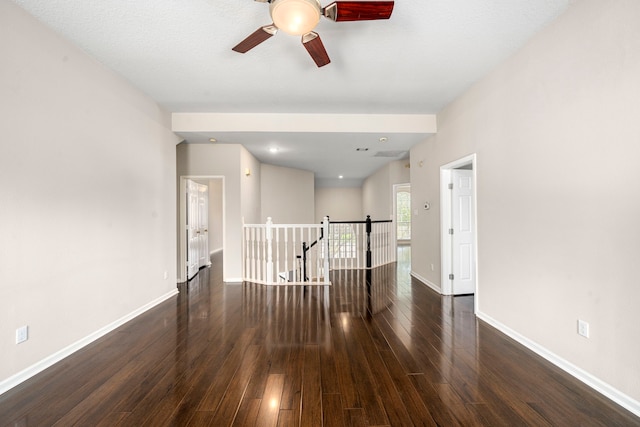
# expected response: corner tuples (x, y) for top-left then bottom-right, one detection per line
(270, 0), (321, 36)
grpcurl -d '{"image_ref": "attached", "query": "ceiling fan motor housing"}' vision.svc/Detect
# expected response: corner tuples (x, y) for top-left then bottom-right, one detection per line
(270, 0), (322, 35)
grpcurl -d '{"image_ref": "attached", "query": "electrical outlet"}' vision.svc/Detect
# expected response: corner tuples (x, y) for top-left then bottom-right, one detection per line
(163, 271), (168, 280)
(578, 319), (590, 338)
(430, 263), (435, 271)
(16, 326), (28, 344)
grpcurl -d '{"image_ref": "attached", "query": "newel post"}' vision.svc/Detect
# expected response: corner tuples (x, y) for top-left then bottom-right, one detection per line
(366, 215), (372, 269)
(266, 217), (273, 285)
(323, 216), (330, 282)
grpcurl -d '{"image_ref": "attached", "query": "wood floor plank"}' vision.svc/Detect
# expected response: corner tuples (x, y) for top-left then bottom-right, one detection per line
(1, 251), (639, 427)
(276, 409), (299, 427)
(231, 398), (262, 427)
(256, 374), (285, 427)
(300, 345), (322, 427)
(329, 313), (359, 409)
(94, 411), (131, 427)
(185, 411), (216, 427)
(339, 316), (389, 425)
(377, 349), (437, 426)
(408, 373), (469, 427)
(243, 337), (273, 401)
(319, 338), (340, 395)
(322, 393), (346, 427)
(279, 345), (303, 415)
(210, 344), (264, 424)
(50, 358), (149, 426)
(125, 318), (240, 424)
(196, 327), (258, 412)
(350, 319), (415, 426)
(369, 310), (425, 374)
(344, 408), (368, 427)
(162, 331), (241, 424)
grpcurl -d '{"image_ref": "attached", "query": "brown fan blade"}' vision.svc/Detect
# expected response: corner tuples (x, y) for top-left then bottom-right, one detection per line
(232, 25), (278, 53)
(323, 1), (394, 22)
(302, 32), (331, 67)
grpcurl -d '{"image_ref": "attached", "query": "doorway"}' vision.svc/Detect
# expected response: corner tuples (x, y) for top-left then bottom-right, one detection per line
(179, 176), (225, 283)
(394, 184), (411, 244)
(186, 179), (210, 280)
(440, 154), (477, 299)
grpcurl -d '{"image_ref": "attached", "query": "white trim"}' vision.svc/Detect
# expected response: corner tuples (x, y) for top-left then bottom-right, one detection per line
(223, 278), (243, 284)
(440, 168), (453, 295)
(439, 154), (478, 313)
(410, 271), (441, 294)
(209, 247), (223, 256)
(477, 311), (640, 418)
(0, 289), (179, 396)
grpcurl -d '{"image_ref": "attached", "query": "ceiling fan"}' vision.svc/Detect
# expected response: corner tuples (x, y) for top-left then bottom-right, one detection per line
(232, 0), (394, 67)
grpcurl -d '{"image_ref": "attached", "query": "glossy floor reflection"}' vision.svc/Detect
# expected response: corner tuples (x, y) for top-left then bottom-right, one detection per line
(1, 249), (638, 426)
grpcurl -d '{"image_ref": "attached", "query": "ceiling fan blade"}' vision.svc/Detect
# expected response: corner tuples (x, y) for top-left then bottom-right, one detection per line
(302, 32), (331, 67)
(232, 25), (278, 53)
(323, 1), (394, 22)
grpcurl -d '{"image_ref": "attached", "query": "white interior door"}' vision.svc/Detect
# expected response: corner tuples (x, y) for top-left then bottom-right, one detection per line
(179, 176), (224, 283)
(197, 183), (209, 268)
(451, 169), (475, 295)
(187, 179), (199, 280)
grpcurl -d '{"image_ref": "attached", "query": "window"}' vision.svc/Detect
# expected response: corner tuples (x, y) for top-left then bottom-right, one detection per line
(329, 224), (357, 258)
(396, 190), (411, 240)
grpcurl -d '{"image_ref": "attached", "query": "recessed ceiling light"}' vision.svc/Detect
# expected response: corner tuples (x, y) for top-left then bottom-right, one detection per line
(379, 137), (388, 143)
(209, 138), (217, 143)
(269, 147), (279, 153)
(338, 175), (344, 179)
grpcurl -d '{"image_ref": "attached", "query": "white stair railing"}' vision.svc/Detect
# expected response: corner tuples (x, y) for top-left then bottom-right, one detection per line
(242, 216), (395, 285)
(328, 217), (395, 270)
(243, 217), (330, 285)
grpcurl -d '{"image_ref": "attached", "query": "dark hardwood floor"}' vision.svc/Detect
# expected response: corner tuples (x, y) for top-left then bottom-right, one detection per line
(1, 249), (638, 426)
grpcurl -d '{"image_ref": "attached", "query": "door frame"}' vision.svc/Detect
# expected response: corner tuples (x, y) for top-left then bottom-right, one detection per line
(178, 175), (225, 283)
(440, 154), (478, 302)
(393, 183), (411, 245)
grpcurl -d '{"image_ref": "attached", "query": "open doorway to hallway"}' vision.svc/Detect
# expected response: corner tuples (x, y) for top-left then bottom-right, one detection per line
(185, 179), (210, 280)
(178, 176), (225, 283)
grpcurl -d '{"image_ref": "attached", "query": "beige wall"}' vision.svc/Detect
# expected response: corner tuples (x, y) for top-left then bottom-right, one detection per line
(176, 143), (245, 281)
(177, 145), (260, 281)
(315, 188), (363, 223)
(362, 160), (409, 220)
(411, 0), (640, 406)
(241, 146), (262, 224)
(208, 179), (224, 253)
(0, 2), (180, 388)
(260, 164), (314, 224)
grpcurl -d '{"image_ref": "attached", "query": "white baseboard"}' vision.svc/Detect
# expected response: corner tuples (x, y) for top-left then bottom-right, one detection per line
(0, 289), (179, 396)
(209, 248), (223, 256)
(476, 311), (640, 418)
(410, 271), (441, 294)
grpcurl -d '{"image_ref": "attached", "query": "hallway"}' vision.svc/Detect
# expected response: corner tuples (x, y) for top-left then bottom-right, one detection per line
(0, 251), (638, 426)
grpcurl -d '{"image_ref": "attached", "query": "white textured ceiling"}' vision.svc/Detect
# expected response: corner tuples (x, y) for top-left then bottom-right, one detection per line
(11, 0), (570, 186)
